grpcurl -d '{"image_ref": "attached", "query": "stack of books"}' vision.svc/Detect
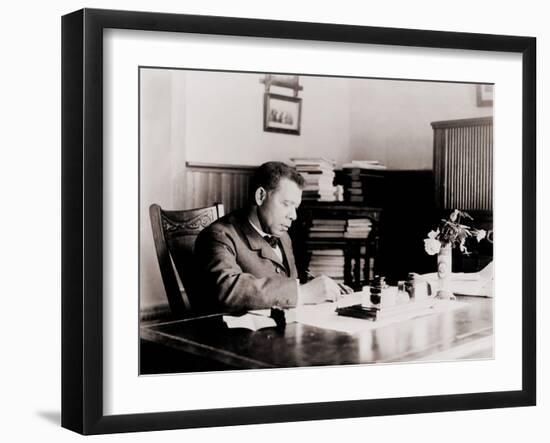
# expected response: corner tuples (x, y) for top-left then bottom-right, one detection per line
(307, 249), (345, 283)
(341, 160), (387, 171)
(344, 218), (372, 238)
(308, 218), (346, 239)
(291, 157), (337, 201)
(341, 160), (386, 205)
(349, 255), (368, 283)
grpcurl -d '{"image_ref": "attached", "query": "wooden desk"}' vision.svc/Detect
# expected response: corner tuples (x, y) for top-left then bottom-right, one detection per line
(140, 296), (493, 373)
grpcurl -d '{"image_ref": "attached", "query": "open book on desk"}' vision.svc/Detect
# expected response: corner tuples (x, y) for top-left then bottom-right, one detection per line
(222, 313), (277, 331)
(223, 307), (299, 331)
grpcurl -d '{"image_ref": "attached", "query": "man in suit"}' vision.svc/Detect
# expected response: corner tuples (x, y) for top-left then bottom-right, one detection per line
(192, 161), (346, 313)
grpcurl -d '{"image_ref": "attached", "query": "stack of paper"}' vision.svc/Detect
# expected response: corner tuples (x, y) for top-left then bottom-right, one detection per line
(419, 262), (494, 297)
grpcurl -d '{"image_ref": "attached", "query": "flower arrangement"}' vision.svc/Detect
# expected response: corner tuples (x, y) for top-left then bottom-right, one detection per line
(424, 209), (486, 256)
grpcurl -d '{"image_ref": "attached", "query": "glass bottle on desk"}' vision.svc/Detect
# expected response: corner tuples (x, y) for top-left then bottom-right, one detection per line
(404, 273), (417, 300)
(404, 272), (429, 301)
(397, 280), (410, 304)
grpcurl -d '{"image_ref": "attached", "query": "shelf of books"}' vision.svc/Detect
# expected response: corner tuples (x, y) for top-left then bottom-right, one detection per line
(294, 203), (382, 290)
(341, 160), (386, 206)
(288, 157), (385, 289)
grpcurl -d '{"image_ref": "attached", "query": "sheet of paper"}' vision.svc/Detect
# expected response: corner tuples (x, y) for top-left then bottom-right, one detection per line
(420, 277), (494, 297)
(295, 299), (468, 334)
(419, 262), (494, 297)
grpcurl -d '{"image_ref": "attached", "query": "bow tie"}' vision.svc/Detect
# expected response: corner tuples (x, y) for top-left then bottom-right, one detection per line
(263, 235), (279, 248)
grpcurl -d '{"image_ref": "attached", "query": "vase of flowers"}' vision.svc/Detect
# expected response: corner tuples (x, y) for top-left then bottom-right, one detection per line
(424, 209), (486, 300)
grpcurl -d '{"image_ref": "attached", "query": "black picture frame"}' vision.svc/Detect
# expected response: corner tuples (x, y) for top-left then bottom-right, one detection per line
(62, 8), (536, 435)
(264, 92), (302, 135)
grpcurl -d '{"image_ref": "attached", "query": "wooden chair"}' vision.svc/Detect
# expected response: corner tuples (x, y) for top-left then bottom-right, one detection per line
(149, 203), (224, 318)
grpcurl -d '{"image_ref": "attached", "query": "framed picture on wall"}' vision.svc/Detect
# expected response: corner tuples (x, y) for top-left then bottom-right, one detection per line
(477, 84), (494, 106)
(62, 8), (536, 435)
(264, 92), (302, 134)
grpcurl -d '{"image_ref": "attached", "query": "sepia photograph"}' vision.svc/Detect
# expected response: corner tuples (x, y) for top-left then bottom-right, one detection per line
(139, 67), (494, 375)
(264, 93), (302, 134)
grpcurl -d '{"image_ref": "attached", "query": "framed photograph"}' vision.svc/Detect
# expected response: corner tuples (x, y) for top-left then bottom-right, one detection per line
(264, 92), (302, 134)
(477, 84), (494, 107)
(62, 8), (536, 435)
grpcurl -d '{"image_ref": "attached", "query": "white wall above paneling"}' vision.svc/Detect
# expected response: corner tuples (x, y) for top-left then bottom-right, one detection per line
(349, 79), (492, 169)
(184, 70), (354, 165)
(166, 69), (488, 170)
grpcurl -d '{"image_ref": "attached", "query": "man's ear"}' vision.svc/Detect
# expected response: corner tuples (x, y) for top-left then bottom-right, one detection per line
(255, 187), (267, 206)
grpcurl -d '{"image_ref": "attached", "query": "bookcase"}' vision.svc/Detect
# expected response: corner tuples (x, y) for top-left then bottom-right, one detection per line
(291, 202), (382, 290)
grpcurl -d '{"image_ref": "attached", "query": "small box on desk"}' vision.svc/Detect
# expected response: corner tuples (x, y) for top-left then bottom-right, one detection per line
(336, 298), (435, 321)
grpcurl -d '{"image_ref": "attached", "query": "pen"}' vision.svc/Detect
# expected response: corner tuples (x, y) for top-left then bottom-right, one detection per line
(305, 270), (354, 296)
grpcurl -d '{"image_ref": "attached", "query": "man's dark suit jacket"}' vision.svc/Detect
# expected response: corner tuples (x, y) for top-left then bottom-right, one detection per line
(191, 208), (299, 313)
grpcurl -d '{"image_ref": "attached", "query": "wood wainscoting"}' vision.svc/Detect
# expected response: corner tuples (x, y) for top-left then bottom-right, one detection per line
(432, 116), (493, 212)
(183, 162), (255, 213)
(431, 117), (494, 272)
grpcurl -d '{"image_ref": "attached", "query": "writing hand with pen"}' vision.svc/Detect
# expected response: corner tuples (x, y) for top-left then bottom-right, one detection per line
(298, 270), (355, 305)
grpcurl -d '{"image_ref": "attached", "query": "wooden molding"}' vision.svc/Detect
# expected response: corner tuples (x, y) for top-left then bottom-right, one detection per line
(431, 116), (493, 129)
(186, 161), (257, 173)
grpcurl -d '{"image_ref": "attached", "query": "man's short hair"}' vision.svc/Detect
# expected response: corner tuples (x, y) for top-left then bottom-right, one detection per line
(249, 161), (304, 203)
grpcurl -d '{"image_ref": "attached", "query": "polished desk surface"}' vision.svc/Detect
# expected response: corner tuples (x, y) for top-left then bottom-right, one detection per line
(140, 296), (493, 372)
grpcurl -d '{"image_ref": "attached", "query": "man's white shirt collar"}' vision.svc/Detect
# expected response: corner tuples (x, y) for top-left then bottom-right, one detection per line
(248, 219), (283, 262)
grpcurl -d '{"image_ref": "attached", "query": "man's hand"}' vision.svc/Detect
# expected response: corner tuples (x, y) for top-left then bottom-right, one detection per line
(298, 275), (342, 305)
(337, 283), (355, 295)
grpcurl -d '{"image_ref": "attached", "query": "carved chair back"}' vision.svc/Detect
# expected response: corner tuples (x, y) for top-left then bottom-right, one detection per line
(149, 203), (224, 317)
